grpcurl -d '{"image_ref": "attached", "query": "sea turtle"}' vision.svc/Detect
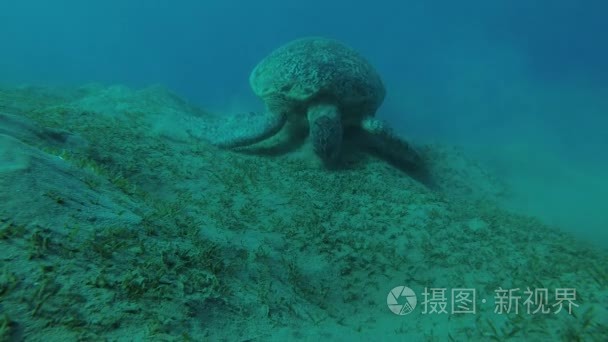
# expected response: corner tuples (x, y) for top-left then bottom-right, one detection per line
(208, 37), (423, 172)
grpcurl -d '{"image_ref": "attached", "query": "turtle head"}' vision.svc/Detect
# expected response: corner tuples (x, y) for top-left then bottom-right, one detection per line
(308, 104), (343, 163)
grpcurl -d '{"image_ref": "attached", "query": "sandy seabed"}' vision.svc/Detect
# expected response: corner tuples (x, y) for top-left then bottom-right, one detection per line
(0, 84), (606, 341)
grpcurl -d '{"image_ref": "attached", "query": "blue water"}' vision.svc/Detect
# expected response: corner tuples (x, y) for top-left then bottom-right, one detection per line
(4, 1), (606, 99)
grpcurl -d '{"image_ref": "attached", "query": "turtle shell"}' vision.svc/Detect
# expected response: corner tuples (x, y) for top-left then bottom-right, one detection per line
(249, 37), (386, 121)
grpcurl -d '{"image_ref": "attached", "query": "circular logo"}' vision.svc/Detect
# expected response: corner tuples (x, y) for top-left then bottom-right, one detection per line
(387, 286), (417, 315)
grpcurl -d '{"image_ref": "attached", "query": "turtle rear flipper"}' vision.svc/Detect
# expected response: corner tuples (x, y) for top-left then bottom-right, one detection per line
(203, 111), (287, 148)
(360, 117), (424, 173)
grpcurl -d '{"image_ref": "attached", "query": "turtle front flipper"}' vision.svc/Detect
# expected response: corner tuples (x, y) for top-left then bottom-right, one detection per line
(203, 111), (287, 148)
(307, 104), (343, 162)
(360, 117), (424, 173)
